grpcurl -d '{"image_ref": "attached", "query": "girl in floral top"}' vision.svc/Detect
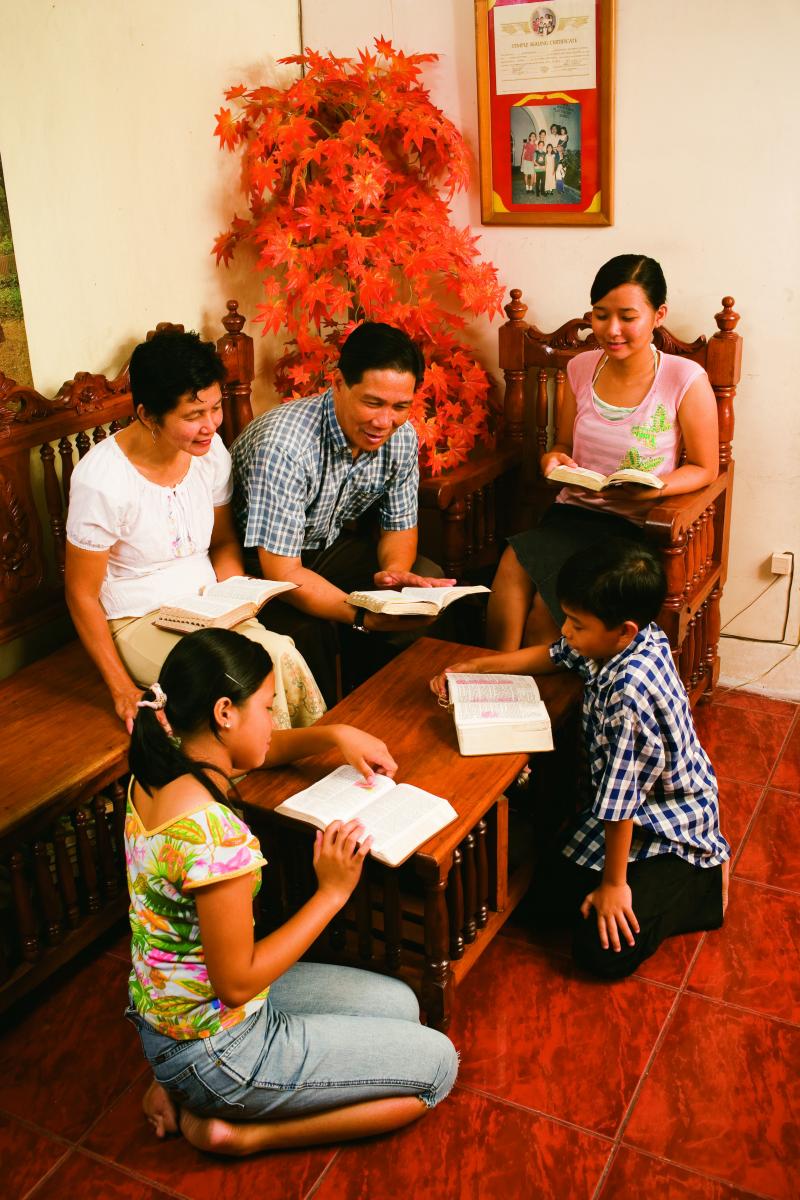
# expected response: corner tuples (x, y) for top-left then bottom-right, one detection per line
(126, 628), (457, 1156)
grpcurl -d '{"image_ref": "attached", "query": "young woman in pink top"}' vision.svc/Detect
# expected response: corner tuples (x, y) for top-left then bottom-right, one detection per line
(486, 254), (720, 650)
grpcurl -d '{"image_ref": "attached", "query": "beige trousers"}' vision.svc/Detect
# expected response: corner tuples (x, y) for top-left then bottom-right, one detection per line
(108, 614), (325, 730)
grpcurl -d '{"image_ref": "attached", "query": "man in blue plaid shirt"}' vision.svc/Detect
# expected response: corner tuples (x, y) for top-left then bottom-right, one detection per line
(232, 323), (453, 702)
(430, 539), (730, 979)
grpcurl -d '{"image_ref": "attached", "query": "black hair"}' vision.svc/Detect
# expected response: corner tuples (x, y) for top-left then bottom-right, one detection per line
(556, 539), (667, 630)
(129, 329), (227, 420)
(129, 628), (274, 806)
(338, 322), (425, 389)
(589, 254), (668, 310)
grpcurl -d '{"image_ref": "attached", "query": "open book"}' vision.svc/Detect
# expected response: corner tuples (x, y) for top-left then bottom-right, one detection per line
(546, 464), (664, 492)
(274, 765), (457, 867)
(346, 585), (489, 616)
(444, 673), (553, 756)
(153, 576), (297, 634)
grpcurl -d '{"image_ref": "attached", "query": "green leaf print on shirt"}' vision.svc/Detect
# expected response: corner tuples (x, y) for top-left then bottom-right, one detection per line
(631, 403), (672, 449)
(618, 447), (665, 472)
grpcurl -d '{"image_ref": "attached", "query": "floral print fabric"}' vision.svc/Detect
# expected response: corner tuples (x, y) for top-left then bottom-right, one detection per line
(125, 785), (268, 1039)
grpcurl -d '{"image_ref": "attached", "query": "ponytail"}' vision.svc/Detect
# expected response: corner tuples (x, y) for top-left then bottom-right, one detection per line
(128, 629), (273, 805)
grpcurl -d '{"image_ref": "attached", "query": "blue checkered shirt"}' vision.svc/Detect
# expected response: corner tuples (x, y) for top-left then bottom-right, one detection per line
(550, 624), (730, 872)
(231, 389), (419, 557)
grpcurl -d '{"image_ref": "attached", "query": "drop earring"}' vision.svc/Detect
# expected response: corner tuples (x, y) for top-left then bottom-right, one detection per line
(151, 426), (158, 443)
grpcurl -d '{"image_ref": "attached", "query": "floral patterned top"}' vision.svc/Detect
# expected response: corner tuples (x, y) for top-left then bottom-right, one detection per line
(125, 781), (268, 1040)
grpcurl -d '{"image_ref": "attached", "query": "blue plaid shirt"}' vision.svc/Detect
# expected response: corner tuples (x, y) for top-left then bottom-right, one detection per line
(550, 624), (730, 872)
(231, 389), (419, 557)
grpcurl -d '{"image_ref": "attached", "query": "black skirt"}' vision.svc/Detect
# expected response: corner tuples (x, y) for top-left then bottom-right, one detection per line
(508, 503), (647, 624)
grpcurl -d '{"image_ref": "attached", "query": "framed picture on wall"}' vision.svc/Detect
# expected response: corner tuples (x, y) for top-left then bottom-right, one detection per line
(475, 0), (615, 225)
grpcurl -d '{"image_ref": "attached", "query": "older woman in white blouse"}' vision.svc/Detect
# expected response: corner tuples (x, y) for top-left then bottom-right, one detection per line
(65, 329), (324, 732)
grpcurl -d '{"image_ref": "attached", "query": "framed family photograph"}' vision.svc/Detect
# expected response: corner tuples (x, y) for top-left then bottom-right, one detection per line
(475, 0), (615, 225)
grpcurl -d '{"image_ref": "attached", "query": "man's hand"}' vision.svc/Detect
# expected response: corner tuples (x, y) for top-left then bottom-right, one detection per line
(373, 569), (457, 589)
(362, 609), (438, 633)
(580, 881), (640, 952)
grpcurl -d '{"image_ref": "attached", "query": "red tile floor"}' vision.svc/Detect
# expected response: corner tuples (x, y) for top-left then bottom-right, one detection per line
(2, 691), (799, 1199)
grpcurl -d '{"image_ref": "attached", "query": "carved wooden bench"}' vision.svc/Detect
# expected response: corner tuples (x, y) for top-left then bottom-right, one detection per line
(0, 304), (252, 1015)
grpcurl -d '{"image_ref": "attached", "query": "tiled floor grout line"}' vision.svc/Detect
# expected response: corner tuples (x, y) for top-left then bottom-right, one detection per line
(63, 1144), (195, 1200)
(680, 988), (800, 1031)
(302, 1148), (344, 1199)
(609, 1142), (781, 1200)
(19, 1146), (74, 1200)
(729, 872), (800, 899)
(764, 705), (800, 789)
(452, 1080), (616, 1144)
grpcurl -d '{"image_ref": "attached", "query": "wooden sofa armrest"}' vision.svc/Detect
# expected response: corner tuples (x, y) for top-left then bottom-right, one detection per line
(641, 470), (730, 545)
(418, 443), (522, 510)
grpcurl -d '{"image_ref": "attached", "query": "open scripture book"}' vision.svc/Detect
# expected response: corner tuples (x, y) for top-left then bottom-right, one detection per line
(274, 765), (458, 867)
(443, 672), (553, 756)
(346, 584), (489, 616)
(546, 464), (664, 492)
(153, 576), (297, 634)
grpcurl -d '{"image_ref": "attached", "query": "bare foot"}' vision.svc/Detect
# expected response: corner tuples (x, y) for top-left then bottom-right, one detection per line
(143, 1079), (179, 1139)
(722, 859), (730, 916)
(180, 1108), (268, 1157)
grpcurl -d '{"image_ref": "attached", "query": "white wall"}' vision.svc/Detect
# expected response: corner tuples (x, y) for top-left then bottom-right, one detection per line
(0, 0), (300, 675)
(303, 0), (800, 693)
(0, 0), (300, 403)
(2, 0), (798, 691)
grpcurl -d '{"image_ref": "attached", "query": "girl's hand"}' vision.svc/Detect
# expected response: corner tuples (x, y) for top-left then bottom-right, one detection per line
(331, 725), (398, 779)
(429, 659), (486, 698)
(313, 819), (371, 905)
(580, 881), (640, 952)
(541, 450), (578, 477)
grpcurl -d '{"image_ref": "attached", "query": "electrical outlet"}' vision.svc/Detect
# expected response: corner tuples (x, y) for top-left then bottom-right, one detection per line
(771, 552), (793, 576)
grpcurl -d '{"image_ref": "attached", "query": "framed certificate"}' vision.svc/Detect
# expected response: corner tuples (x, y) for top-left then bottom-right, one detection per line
(475, 0), (615, 225)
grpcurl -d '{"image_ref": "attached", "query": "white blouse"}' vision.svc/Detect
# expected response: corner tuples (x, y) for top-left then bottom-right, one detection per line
(66, 432), (233, 618)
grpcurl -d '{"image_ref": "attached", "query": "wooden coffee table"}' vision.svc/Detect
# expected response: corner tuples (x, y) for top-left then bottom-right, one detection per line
(238, 637), (579, 1030)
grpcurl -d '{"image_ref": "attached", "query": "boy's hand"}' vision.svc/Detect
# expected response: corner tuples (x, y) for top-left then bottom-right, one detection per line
(580, 881), (640, 952)
(429, 659), (487, 699)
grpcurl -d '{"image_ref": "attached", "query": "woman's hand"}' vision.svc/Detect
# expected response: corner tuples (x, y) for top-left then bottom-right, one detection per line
(112, 683), (145, 735)
(541, 449), (578, 478)
(330, 725), (398, 779)
(580, 881), (640, 952)
(313, 819), (371, 905)
(429, 659), (486, 699)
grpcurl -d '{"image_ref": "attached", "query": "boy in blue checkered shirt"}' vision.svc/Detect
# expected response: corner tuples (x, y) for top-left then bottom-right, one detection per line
(431, 539), (730, 979)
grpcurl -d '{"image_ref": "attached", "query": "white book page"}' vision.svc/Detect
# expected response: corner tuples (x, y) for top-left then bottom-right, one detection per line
(278, 765), (396, 826)
(205, 577), (295, 604)
(360, 784), (457, 859)
(163, 593), (242, 618)
(447, 673), (548, 727)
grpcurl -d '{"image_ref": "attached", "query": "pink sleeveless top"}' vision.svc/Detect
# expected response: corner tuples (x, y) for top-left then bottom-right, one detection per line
(557, 348), (707, 523)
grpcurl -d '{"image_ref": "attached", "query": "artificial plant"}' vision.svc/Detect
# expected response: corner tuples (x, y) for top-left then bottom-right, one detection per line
(212, 38), (505, 474)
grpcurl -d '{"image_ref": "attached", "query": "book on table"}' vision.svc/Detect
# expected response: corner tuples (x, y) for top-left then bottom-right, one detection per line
(546, 464), (664, 491)
(153, 576), (297, 634)
(346, 584), (490, 616)
(443, 672), (553, 756)
(274, 765), (458, 867)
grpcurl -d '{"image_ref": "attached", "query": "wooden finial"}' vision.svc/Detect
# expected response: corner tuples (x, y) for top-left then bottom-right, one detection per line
(715, 297), (739, 334)
(504, 289), (527, 323)
(222, 299), (246, 336)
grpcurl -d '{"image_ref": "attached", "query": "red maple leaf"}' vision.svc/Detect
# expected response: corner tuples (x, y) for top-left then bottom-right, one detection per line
(214, 107), (239, 151)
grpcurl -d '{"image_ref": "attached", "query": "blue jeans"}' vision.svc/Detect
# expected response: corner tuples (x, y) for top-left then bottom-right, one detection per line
(127, 962), (458, 1119)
